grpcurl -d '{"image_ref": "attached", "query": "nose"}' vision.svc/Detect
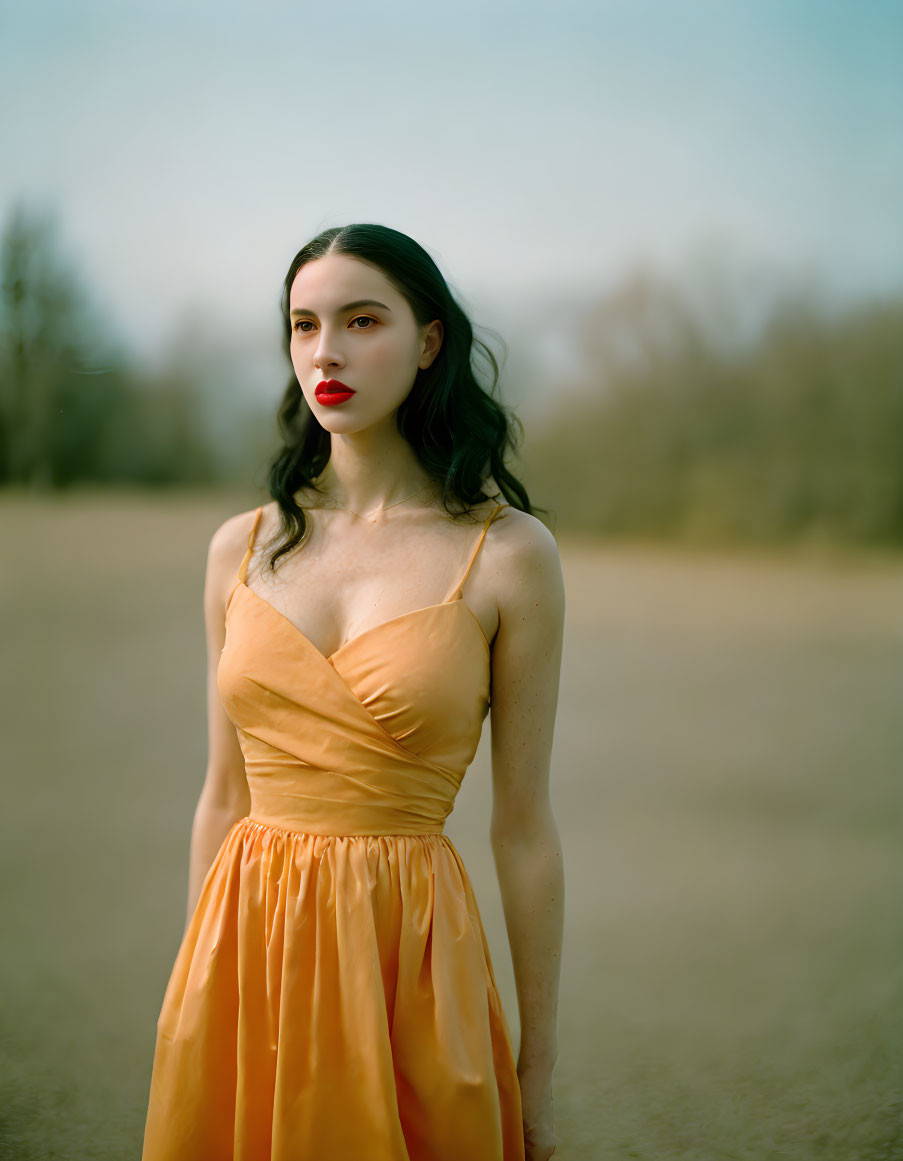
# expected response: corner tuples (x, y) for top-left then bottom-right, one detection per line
(313, 326), (345, 373)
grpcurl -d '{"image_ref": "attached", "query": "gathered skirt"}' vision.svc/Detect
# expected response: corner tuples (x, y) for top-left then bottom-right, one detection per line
(141, 816), (525, 1161)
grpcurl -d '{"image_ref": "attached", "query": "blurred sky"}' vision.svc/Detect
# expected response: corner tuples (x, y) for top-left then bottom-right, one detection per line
(1, 0), (901, 368)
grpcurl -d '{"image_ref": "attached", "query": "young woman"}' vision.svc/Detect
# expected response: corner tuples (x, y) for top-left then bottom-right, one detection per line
(142, 223), (565, 1161)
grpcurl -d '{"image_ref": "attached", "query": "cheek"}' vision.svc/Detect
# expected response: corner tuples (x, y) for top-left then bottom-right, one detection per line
(367, 333), (417, 374)
(289, 342), (307, 379)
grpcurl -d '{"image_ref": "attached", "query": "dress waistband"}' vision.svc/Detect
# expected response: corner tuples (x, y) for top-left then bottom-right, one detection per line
(245, 780), (451, 836)
(240, 816), (448, 840)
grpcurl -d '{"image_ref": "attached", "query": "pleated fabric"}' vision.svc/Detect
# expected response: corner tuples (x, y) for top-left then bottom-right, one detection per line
(141, 502), (524, 1161)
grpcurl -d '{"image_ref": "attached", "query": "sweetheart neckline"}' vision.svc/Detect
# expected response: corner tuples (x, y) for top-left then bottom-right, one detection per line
(229, 580), (492, 664)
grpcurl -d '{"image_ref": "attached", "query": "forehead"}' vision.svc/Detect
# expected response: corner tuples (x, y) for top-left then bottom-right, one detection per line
(289, 253), (398, 310)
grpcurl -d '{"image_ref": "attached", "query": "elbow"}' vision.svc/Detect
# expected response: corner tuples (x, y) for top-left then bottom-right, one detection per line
(489, 802), (559, 849)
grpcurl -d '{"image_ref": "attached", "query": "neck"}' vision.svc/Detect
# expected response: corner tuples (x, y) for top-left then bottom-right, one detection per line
(317, 427), (436, 517)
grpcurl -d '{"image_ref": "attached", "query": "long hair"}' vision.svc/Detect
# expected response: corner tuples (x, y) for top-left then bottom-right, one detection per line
(262, 223), (543, 570)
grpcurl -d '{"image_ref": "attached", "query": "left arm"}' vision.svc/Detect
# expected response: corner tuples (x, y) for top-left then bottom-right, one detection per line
(488, 513), (566, 1091)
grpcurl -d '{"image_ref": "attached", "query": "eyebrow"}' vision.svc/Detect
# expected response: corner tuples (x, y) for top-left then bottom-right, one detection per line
(289, 299), (392, 318)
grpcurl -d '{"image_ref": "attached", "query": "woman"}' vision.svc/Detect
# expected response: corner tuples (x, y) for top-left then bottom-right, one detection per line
(142, 223), (565, 1161)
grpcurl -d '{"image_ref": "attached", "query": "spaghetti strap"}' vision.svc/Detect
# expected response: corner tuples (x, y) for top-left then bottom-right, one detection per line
(445, 501), (510, 602)
(237, 506), (264, 585)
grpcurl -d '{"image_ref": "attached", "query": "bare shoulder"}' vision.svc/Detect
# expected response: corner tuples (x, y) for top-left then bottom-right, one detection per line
(208, 503), (266, 563)
(205, 503), (271, 608)
(488, 503), (565, 622)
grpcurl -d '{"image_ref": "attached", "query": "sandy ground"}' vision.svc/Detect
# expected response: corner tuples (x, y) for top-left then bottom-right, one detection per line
(1, 489), (901, 1160)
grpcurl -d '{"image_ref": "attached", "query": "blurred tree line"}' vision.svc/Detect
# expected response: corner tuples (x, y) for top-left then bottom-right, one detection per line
(2, 202), (900, 548)
(523, 268), (903, 548)
(0, 202), (271, 490)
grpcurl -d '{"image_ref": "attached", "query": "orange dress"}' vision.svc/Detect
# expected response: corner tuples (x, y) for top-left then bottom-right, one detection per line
(141, 501), (524, 1161)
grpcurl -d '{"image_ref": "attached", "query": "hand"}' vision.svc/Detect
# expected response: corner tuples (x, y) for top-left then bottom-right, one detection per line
(518, 1065), (557, 1160)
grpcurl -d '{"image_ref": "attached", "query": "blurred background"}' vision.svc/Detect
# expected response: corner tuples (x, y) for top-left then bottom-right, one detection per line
(1, 2), (901, 1159)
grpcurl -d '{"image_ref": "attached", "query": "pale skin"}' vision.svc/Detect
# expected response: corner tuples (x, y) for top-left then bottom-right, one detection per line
(187, 252), (565, 1160)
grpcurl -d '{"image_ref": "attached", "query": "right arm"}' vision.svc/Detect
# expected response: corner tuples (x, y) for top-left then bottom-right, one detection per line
(183, 512), (255, 934)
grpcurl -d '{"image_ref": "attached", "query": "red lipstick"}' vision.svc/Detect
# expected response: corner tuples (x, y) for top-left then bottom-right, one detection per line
(315, 379), (356, 406)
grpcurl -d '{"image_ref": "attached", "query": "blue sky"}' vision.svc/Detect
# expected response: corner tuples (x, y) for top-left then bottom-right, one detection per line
(2, 0), (901, 366)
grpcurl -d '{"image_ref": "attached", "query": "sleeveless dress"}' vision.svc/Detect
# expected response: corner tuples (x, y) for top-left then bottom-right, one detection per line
(141, 501), (524, 1161)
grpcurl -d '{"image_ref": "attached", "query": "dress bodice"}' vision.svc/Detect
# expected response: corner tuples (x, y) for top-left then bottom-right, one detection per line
(216, 501), (510, 835)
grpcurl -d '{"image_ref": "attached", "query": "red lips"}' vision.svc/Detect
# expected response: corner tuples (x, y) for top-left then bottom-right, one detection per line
(315, 380), (356, 406)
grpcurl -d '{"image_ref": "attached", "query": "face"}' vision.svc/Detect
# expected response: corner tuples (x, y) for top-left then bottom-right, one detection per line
(288, 253), (443, 431)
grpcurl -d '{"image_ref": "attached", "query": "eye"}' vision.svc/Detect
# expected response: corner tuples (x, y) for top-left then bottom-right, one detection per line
(291, 316), (376, 334)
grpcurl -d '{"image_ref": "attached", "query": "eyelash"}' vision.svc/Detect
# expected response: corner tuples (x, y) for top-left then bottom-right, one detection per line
(292, 316), (376, 334)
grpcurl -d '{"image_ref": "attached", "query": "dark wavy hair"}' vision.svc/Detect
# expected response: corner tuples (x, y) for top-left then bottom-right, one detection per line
(261, 223), (543, 570)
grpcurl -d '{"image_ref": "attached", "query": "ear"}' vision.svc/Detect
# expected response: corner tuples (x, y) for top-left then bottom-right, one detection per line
(419, 320), (444, 370)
